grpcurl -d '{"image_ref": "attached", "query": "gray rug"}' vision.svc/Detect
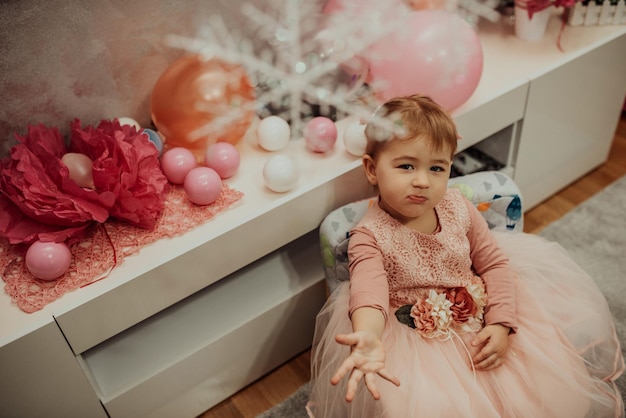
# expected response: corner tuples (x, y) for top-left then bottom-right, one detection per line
(258, 176), (626, 417)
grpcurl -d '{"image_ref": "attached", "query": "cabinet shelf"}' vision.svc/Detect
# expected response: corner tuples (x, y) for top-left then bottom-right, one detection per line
(80, 230), (326, 416)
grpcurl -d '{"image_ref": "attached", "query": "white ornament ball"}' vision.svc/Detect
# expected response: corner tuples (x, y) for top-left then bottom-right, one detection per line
(262, 154), (299, 193)
(117, 117), (142, 130)
(343, 121), (367, 157)
(257, 116), (291, 151)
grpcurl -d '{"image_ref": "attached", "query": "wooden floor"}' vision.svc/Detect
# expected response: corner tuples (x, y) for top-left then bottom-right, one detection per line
(199, 111), (626, 418)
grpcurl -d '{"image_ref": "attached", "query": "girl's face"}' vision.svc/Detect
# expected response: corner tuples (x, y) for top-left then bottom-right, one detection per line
(363, 135), (452, 227)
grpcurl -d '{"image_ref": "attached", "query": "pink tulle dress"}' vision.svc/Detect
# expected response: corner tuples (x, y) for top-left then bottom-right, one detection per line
(307, 189), (624, 418)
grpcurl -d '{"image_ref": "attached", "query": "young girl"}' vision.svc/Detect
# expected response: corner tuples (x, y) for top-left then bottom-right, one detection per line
(306, 95), (624, 417)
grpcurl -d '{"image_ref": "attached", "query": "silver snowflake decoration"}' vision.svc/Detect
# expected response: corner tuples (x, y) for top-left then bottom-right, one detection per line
(166, 0), (413, 137)
(165, 0), (501, 141)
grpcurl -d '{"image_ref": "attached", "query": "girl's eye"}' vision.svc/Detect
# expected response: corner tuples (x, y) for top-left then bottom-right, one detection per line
(398, 164), (414, 170)
(431, 166), (445, 172)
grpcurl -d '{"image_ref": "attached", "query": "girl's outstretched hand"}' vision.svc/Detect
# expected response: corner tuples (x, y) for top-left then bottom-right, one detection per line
(331, 331), (401, 402)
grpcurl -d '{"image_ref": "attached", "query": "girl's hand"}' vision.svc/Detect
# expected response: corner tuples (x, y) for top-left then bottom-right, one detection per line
(470, 324), (510, 370)
(331, 331), (401, 402)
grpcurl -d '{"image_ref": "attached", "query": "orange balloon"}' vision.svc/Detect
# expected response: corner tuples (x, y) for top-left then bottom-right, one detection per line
(150, 54), (256, 161)
(404, 0), (449, 9)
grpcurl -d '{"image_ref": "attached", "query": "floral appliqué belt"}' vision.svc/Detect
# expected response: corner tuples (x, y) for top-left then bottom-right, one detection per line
(395, 284), (487, 339)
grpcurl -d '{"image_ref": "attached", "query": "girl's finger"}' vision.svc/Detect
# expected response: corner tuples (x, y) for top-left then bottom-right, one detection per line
(475, 353), (498, 370)
(364, 372), (381, 400)
(335, 333), (358, 346)
(331, 358), (355, 385)
(378, 368), (401, 387)
(345, 369), (364, 402)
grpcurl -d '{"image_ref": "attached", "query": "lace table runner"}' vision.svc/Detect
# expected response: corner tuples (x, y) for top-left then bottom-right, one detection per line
(0, 184), (243, 313)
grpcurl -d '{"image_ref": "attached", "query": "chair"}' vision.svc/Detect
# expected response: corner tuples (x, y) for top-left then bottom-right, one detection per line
(319, 171), (524, 294)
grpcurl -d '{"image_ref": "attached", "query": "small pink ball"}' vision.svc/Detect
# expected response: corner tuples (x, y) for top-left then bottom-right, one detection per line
(304, 117), (337, 153)
(204, 142), (240, 179)
(184, 167), (223, 205)
(161, 147), (198, 184)
(25, 241), (72, 281)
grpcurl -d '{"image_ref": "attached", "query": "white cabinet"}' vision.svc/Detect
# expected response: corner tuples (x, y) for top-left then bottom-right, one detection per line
(515, 34), (626, 208)
(0, 321), (107, 418)
(1, 15), (625, 418)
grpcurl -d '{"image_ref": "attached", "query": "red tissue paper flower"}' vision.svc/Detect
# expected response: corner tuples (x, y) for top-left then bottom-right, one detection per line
(0, 119), (168, 245)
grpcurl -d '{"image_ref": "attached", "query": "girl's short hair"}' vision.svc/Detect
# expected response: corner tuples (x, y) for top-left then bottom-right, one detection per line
(364, 94), (459, 160)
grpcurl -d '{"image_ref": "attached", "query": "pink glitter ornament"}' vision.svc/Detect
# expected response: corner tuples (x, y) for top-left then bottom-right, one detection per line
(304, 117), (337, 153)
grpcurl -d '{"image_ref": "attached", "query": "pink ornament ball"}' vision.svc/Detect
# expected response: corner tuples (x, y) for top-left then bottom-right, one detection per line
(204, 142), (240, 179)
(184, 167), (223, 205)
(161, 147), (198, 184)
(25, 241), (72, 281)
(61, 152), (95, 189)
(304, 117), (337, 153)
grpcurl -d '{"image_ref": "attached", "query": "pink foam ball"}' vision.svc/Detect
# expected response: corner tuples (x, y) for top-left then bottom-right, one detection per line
(204, 142), (240, 179)
(304, 117), (337, 153)
(25, 241), (72, 281)
(161, 147), (198, 184)
(184, 167), (223, 205)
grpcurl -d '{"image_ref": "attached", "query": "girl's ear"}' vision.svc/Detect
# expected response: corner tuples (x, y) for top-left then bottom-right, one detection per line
(362, 155), (378, 186)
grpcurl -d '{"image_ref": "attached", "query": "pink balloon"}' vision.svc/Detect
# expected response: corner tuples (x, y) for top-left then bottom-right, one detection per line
(365, 10), (483, 111)
(25, 241), (72, 281)
(304, 117), (338, 153)
(62, 152), (95, 189)
(184, 167), (223, 205)
(204, 142), (240, 179)
(161, 147), (198, 184)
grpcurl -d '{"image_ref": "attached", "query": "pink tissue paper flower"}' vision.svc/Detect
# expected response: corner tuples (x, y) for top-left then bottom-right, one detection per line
(0, 119), (168, 245)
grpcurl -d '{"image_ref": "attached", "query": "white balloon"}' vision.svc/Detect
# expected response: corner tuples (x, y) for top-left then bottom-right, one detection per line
(257, 116), (291, 151)
(263, 154), (299, 193)
(343, 121), (367, 157)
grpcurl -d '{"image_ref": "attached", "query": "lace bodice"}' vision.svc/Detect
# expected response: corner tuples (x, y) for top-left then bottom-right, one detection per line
(359, 189), (478, 308)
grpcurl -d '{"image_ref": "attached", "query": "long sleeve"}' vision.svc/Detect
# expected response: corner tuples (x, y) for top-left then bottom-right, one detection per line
(464, 198), (518, 332)
(347, 226), (389, 322)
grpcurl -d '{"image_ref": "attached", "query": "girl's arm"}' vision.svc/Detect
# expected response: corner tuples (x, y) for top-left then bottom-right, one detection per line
(463, 197), (518, 332)
(347, 227), (390, 321)
(330, 226), (400, 401)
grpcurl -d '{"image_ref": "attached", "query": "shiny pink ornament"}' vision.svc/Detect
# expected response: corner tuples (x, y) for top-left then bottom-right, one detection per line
(204, 142), (240, 179)
(304, 117), (338, 153)
(25, 241), (72, 281)
(366, 10), (483, 111)
(61, 152), (95, 189)
(183, 167), (223, 205)
(161, 147), (198, 184)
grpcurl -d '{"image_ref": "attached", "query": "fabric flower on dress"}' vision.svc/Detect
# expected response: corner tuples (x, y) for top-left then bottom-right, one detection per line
(400, 283), (487, 338)
(0, 120), (168, 245)
(426, 289), (453, 331)
(410, 299), (437, 334)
